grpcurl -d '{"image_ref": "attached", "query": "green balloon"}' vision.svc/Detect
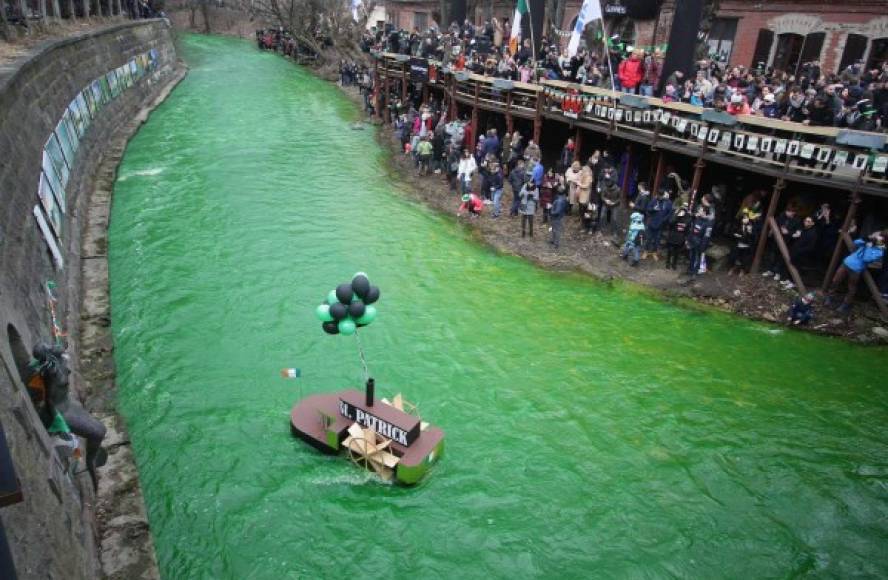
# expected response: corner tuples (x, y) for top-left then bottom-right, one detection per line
(315, 304), (333, 322)
(327, 289), (338, 305)
(338, 319), (356, 335)
(356, 305), (377, 325)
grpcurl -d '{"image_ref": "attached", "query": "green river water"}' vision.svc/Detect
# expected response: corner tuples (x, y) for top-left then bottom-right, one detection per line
(109, 35), (888, 579)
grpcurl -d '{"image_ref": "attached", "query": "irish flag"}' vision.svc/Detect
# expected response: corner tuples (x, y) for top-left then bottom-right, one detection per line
(509, 0), (529, 54)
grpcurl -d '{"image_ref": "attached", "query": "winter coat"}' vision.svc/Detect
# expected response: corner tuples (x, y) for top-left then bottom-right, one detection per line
(687, 215), (714, 249)
(457, 157), (477, 182)
(667, 210), (691, 246)
(600, 180), (622, 207)
(618, 56), (644, 89)
(647, 197), (673, 229)
(843, 239), (885, 273)
(519, 185), (539, 215)
(550, 194), (569, 219)
(509, 167), (526, 191)
(625, 220), (645, 245)
(577, 168), (594, 205)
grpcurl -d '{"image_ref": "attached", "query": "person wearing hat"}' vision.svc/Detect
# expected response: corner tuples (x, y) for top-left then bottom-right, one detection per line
(759, 92), (780, 118)
(620, 212), (646, 266)
(458, 192), (484, 217)
(727, 92), (750, 115)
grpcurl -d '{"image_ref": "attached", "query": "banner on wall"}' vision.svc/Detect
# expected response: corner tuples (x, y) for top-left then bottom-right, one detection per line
(33, 50), (160, 270)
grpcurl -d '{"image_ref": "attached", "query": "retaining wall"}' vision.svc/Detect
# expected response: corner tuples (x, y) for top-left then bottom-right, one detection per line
(0, 20), (178, 579)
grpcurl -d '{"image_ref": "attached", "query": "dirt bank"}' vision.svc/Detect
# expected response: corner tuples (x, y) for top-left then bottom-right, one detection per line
(323, 80), (887, 345)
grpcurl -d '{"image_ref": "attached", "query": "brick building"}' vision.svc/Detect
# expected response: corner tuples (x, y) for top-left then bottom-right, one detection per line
(374, 1), (888, 74)
(714, 1), (888, 73)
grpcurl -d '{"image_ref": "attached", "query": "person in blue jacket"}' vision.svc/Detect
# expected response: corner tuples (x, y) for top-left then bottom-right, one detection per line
(620, 212), (645, 266)
(825, 231), (886, 313)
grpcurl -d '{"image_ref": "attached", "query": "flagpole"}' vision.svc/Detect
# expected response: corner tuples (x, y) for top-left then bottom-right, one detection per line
(603, 32), (616, 93)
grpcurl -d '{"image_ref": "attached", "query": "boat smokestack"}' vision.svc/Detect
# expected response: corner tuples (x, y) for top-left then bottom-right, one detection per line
(365, 378), (375, 407)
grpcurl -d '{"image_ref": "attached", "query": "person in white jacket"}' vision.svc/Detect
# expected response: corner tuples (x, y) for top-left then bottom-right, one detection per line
(457, 149), (477, 195)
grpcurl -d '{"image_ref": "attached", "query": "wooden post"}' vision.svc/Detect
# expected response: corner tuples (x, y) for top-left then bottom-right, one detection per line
(383, 75), (391, 124)
(401, 63), (408, 102)
(449, 75), (457, 120)
(767, 215), (807, 294)
(839, 232), (888, 319)
(651, 151), (665, 197)
(822, 192), (860, 290)
(533, 89), (542, 145)
(574, 126), (583, 163)
(620, 144), (632, 207)
(505, 90), (513, 134)
(374, 60), (382, 120)
(750, 178), (785, 274)
(470, 80), (479, 146)
(687, 156), (705, 209)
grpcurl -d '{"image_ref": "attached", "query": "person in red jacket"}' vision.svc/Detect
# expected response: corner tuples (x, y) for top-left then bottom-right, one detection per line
(617, 50), (645, 94)
(458, 193), (484, 217)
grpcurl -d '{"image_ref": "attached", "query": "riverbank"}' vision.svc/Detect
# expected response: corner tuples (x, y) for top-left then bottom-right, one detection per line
(81, 62), (188, 580)
(183, 32), (887, 344)
(325, 81), (888, 345)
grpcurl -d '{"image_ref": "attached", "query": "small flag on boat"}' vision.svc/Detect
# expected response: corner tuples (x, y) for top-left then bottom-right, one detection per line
(280, 368), (301, 379)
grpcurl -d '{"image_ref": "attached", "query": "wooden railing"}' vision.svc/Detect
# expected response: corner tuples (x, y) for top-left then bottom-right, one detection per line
(374, 52), (888, 197)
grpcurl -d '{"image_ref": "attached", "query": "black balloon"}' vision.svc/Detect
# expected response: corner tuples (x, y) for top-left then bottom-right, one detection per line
(336, 283), (354, 304)
(329, 302), (348, 321)
(322, 321), (339, 335)
(364, 286), (380, 305)
(348, 301), (366, 318)
(351, 274), (371, 298)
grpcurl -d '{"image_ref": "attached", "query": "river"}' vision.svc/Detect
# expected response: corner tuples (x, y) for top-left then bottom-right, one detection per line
(108, 35), (888, 579)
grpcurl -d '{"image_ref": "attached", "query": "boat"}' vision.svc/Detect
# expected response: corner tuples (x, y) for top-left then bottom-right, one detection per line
(290, 379), (444, 485)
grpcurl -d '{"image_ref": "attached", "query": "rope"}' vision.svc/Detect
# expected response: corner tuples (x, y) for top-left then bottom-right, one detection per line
(354, 330), (370, 384)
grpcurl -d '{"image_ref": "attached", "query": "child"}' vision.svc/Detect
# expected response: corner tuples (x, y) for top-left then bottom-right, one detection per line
(665, 203), (690, 270)
(620, 212), (645, 266)
(787, 292), (815, 326)
(458, 193), (483, 218)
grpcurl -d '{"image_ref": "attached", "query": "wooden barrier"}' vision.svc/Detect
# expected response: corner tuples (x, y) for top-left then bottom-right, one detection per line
(373, 52), (888, 198)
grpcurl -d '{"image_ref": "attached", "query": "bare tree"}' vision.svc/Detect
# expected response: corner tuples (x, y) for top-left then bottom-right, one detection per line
(246, 0), (372, 59)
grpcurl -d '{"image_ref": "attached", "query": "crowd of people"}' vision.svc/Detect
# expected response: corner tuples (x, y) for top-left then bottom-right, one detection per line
(378, 88), (887, 321)
(361, 20), (888, 132)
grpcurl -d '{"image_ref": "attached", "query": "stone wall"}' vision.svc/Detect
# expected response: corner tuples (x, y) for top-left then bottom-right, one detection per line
(0, 20), (178, 579)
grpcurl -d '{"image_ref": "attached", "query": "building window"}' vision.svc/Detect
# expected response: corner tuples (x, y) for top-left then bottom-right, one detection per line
(707, 18), (738, 65)
(773, 33), (804, 73)
(868, 38), (888, 71)
(413, 12), (428, 32)
(751, 29), (775, 71)
(840, 34), (869, 72)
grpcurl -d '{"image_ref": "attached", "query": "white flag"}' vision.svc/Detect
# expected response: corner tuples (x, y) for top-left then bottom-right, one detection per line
(567, 0), (603, 58)
(351, 0), (363, 22)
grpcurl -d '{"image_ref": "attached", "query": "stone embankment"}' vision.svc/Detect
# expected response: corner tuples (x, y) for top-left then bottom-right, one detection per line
(0, 20), (183, 579)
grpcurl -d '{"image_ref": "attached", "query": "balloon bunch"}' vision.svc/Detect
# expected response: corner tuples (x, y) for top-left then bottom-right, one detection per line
(315, 272), (380, 336)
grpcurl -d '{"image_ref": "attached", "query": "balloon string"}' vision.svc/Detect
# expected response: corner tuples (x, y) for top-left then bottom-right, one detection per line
(354, 330), (370, 384)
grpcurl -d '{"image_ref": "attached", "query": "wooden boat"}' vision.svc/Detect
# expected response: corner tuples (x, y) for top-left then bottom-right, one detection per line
(290, 381), (444, 485)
